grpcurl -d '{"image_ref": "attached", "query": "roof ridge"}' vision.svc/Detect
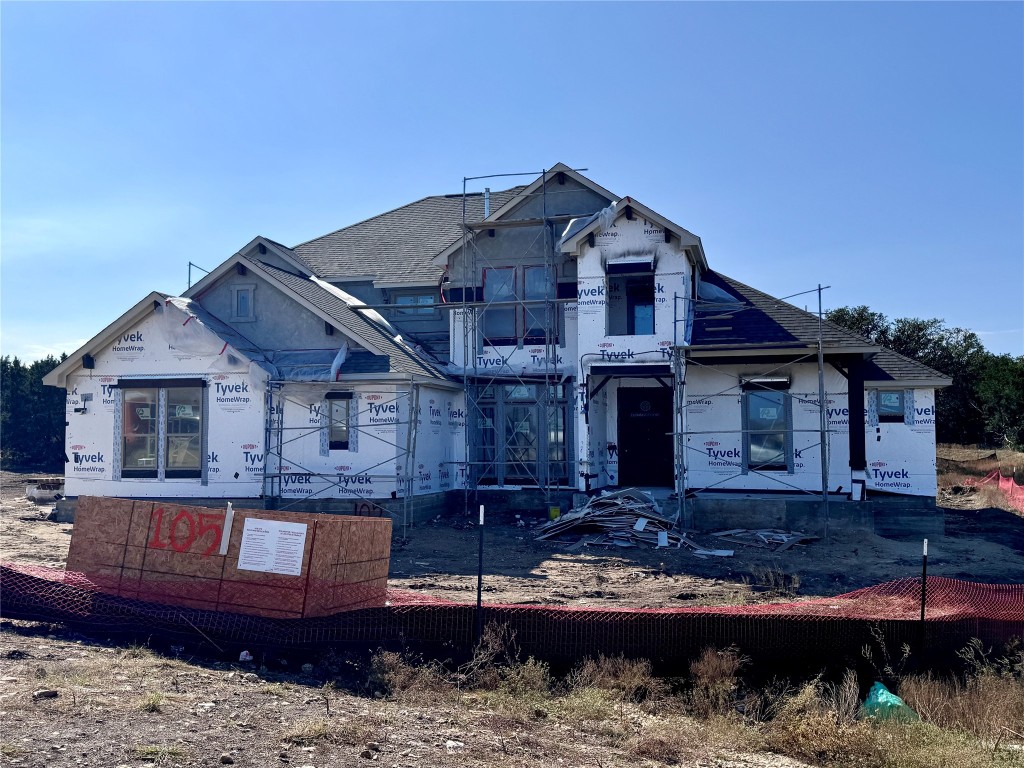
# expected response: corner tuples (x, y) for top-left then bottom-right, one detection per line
(291, 184), (527, 250)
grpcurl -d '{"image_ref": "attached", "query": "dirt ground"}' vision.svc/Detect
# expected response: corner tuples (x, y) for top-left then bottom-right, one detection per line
(3, 470), (1024, 610)
(2, 469), (1023, 768)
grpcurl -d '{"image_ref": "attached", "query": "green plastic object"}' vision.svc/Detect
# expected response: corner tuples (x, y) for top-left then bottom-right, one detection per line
(859, 681), (919, 721)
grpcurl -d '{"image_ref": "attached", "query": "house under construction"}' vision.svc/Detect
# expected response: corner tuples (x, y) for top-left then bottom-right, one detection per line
(44, 164), (950, 533)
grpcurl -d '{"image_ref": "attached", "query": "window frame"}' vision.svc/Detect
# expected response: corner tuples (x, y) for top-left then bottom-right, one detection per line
(392, 292), (439, 318)
(876, 390), (906, 423)
(118, 378), (206, 480)
(481, 266), (559, 347)
(606, 272), (656, 336)
(741, 381), (793, 474)
(230, 283), (256, 322)
(325, 391), (353, 451)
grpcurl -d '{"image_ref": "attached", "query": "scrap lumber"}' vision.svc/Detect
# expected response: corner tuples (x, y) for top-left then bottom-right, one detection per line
(537, 488), (685, 549)
(710, 528), (818, 553)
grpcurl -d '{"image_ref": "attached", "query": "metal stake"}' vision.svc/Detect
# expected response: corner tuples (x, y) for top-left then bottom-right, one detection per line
(476, 504), (485, 645)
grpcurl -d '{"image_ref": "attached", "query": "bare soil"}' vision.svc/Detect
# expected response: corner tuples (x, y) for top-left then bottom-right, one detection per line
(2, 466), (1023, 768)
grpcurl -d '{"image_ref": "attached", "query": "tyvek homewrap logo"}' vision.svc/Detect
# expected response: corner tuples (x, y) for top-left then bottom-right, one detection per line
(112, 331), (145, 357)
(100, 378), (117, 409)
(704, 440), (739, 467)
(280, 472), (316, 496)
(214, 380), (250, 407)
(242, 445), (265, 475)
(446, 401), (466, 429)
(428, 399), (442, 427)
(868, 460), (911, 490)
(336, 473), (375, 497)
(207, 450), (220, 474)
(70, 444), (106, 474)
(368, 401), (399, 425)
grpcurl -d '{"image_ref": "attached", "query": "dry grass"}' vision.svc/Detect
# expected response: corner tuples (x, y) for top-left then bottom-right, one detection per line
(749, 563), (801, 598)
(688, 646), (748, 718)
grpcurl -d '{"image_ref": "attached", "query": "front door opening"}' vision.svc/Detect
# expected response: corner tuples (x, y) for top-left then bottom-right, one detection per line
(616, 386), (673, 487)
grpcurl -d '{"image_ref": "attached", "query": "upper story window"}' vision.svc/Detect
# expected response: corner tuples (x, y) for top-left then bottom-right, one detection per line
(606, 258), (655, 336)
(392, 292), (438, 317)
(230, 284), (256, 322)
(482, 266), (556, 346)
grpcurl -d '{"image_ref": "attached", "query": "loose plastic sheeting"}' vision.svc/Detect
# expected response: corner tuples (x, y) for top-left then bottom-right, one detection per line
(860, 681), (919, 721)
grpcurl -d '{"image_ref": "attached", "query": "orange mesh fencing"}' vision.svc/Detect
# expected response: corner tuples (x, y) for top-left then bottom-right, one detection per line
(3, 562), (1021, 671)
(970, 471), (1024, 514)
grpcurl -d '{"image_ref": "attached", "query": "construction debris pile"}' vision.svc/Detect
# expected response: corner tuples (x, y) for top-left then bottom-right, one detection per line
(710, 528), (818, 553)
(536, 489), (732, 556)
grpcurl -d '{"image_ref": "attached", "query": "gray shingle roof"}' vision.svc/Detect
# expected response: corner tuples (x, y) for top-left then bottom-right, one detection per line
(248, 260), (450, 381)
(691, 271), (950, 383)
(290, 187), (526, 283)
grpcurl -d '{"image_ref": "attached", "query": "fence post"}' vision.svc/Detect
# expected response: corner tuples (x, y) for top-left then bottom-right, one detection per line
(919, 538), (928, 655)
(476, 504), (485, 646)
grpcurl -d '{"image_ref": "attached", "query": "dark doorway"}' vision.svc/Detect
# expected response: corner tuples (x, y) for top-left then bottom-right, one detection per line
(616, 386), (674, 487)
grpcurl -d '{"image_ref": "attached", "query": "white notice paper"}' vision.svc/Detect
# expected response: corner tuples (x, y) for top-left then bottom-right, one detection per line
(237, 518), (308, 576)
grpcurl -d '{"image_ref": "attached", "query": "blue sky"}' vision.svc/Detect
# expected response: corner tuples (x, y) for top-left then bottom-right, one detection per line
(2, 2), (1022, 361)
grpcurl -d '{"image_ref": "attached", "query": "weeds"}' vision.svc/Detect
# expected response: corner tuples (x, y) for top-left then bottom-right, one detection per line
(138, 691), (165, 713)
(132, 744), (185, 763)
(281, 716), (335, 745)
(688, 646), (748, 718)
(749, 563), (801, 598)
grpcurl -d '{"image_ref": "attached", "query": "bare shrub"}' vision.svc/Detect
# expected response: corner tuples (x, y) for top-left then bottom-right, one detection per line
(368, 650), (451, 701)
(567, 654), (668, 704)
(900, 645), (1024, 740)
(281, 716), (335, 746)
(762, 680), (874, 762)
(688, 646), (748, 718)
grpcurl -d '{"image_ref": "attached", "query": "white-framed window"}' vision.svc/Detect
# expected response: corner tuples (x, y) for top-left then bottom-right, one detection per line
(120, 379), (205, 479)
(877, 390), (905, 423)
(741, 379), (792, 473)
(326, 391), (352, 450)
(230, 284), (256, 322)
(392, 293), (438, 317)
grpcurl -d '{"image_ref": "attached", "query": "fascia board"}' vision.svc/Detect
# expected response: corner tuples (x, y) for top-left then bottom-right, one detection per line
(485, 164), (618, 223)
(42, 291), (169, 388)
(373, 279), (440, 289)
(686, 344), (881, 357)
(562, 197), (709, 271)
(865, 378), (952, 389)
(434, 165), (617, 267)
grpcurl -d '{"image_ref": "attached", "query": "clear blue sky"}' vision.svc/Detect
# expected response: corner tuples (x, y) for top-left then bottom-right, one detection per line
(2, 2), (1022, 362)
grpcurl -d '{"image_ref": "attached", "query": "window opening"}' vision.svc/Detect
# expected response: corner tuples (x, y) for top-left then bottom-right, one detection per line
(877, 390), (905, 423)
(744, 389), (790, 472)
(326, 392), (352, 450)
(393, 293), (437, 316)
(482, 266), (558, 346)
(231, 284), (256, 322)
(607, 274), (655, 335)
(122, 382), (203, 478)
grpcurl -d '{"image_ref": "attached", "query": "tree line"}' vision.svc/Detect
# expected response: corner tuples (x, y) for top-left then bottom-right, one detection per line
(826, 306), (1024, 449)
(1, 355), (67, 471)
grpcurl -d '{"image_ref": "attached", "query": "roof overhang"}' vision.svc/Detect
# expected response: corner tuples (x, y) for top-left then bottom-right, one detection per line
(559, 196), (709, 272)
(866, 378), (952, 389)
(686, 344), (881, 358)
(270, 372), (460, 390)
(43, 292), (162, 388)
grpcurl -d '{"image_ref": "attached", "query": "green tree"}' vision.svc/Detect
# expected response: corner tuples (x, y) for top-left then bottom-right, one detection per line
(825, 307), (1000, 446)
(1, 354), (67, 471)
(977, 355), (1024, 448)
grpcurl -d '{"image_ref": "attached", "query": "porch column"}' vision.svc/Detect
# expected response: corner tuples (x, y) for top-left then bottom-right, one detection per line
(847, 358), (867, 500)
